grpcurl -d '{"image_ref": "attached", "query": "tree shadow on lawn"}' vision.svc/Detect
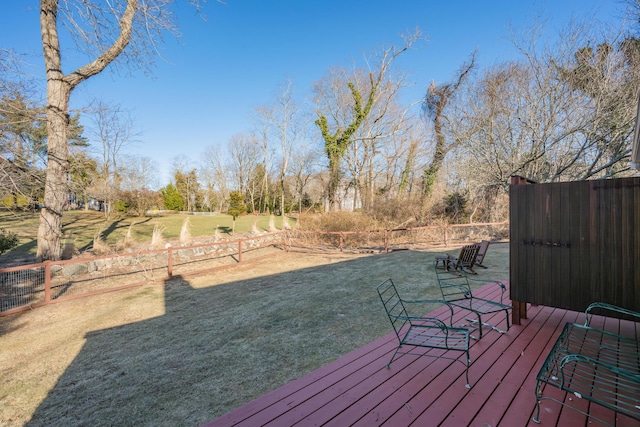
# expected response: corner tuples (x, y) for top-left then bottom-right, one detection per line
(25, 248), (506, 426)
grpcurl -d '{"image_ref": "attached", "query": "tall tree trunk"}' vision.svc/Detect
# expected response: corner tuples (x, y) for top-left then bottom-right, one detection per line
(399, 139), (418, 195)
(280, 173), (285, 216)
(37, 0), (136, 260)
(37, 2), (72, 260)
(328, 154), (341, 211)
(37, 80), (71, 260)
(422, 124), (447, 197)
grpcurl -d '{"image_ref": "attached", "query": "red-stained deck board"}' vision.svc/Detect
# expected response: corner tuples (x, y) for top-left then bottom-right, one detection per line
(500, 306), (584, 427)
(382, 315), (506, 426)
(469, 305), (561, 426)
(345, 310), (486, 426)
(452, 305), (559, 426)
(203, 283), (637, 427)
(273, 300), (480, 426)
(379, 286), (512, 426)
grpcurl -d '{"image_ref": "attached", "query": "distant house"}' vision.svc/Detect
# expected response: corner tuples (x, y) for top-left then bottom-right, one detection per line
(322, 179), (362, 212)
(86, 198), (105, 212)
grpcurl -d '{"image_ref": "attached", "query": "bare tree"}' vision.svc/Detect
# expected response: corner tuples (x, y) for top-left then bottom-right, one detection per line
(273, 79), (300, 215)
(450, 21), (640, 221)
(89, 100), (137, 217)
(344, 81), (413, 211)
(421, 51), (476, 197)
(118, 155), (160, 215)
(37, 0), (206, 260)
(314, 29), (422, 211)
(255, 79), (304, 215)
(252, 107), (274, 213)
(382, 117), (427, 200)
(121, 155), (158, 191)
(289, 144), (319, 213)
(201, 145), (230, 213)
(228, 133), (261, 196)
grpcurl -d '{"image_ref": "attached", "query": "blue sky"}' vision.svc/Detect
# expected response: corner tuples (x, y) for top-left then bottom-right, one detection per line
(0, 0), (626, 187)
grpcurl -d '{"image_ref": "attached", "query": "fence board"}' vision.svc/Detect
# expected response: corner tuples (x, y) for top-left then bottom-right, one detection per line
(2, 224), (508, 315)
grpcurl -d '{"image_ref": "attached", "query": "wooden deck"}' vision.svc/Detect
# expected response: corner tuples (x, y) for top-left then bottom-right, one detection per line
(203, 283), (639, 427)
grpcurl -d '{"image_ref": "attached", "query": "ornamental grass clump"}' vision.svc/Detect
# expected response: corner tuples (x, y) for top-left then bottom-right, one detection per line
(151, 225), (166, 249)
(282, 215), (291, 230)
(179, 218), (192, 245)
(91, 230), (111, 255)
(116, 222), (137, 251)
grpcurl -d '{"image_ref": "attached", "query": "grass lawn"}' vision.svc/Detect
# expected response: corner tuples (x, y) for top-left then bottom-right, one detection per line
(0, 243), (509, 426)
(0, 210), (294, 263)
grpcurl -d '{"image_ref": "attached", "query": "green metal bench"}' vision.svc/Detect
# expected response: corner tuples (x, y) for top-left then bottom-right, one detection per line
(533, 302), (640, 425)
(377, 279), (473, 388)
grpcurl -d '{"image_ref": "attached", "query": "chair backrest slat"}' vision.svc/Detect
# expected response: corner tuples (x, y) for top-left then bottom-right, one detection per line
(455, 244), (480, 269)
(377, 279), (410, 340)
(434, 262), (473, 302)
(475, 240), (490, 265)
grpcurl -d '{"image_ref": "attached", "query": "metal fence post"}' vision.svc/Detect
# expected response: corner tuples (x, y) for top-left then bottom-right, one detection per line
(44, 261), (51, 304)
(238, 240), (243, 263)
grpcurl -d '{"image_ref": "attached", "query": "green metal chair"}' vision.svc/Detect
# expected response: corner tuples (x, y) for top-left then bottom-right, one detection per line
(434, 261), (511, 339)
(377, 278), (472, 388)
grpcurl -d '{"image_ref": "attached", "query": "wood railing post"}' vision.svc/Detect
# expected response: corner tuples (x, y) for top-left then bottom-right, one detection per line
(339, 233), (343, 252)
(44, 261), (51, 303)
(509, 175), (532, 325)
(238, 240), (243, 263)
(167, 247), (173, 278)
(384, 229), (388, 252)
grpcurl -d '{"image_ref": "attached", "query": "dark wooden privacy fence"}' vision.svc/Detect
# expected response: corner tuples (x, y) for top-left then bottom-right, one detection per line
(509, 175), (640, 324)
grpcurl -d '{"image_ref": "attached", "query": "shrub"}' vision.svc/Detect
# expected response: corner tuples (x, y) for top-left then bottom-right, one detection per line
(0, 228), (19, 255)
(298, 211), (381, 232)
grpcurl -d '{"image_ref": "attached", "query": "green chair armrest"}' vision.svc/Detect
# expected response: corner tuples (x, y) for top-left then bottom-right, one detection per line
(584, 302), (640, 327)
(560, 353), (640, 385)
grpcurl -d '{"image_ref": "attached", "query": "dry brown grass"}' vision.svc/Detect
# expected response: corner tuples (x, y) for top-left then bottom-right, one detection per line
(299, 211), (382, 232)
(0, 243), (509, 426)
